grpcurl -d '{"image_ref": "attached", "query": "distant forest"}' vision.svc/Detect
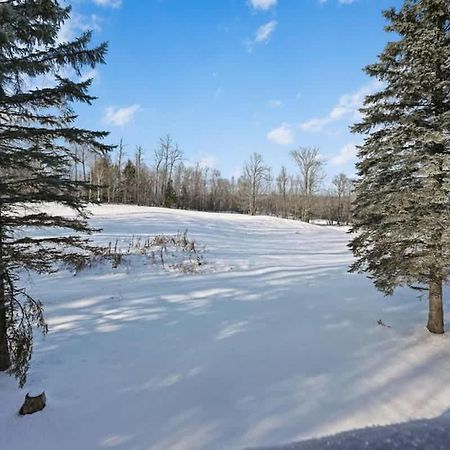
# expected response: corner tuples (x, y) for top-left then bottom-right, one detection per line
(78, 135), (353, 225)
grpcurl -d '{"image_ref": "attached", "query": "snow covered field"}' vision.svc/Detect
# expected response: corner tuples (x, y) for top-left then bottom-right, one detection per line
(1, 205), (450, 450)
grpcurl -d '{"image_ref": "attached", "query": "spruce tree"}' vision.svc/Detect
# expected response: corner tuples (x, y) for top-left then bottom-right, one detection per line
(0, 0), (112, 385)
(164, 178), (177, 208)
(350, 0), (450, 334)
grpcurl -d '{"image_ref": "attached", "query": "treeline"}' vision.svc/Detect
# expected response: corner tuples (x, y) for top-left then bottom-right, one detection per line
(75, 134), (354, 225)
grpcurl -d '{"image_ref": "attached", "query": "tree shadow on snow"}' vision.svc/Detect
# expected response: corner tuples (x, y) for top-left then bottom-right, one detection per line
(3, 219), (450, 450)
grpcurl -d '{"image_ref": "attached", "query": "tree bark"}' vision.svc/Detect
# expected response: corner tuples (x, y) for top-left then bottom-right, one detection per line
(427, 278), (444, 334)
(0, 220), (10, 371)
(0, 270), (11, 371)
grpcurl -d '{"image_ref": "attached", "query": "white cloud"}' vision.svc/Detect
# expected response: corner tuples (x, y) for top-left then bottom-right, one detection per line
(104, 104), (140, 126)
(58, 13), (101, 44)
(198, 154), (218, 169)
(186, 154), (219, 169)
(80, 69), (98, 83)
(246, 21), (277, 51)
(299, 117), (331, 133)
(255, 21), (277, 43)
(93, 0), (122, 8)
(249, 0), (277, 10)
(330, 143), (357, 165)
(299, 80), (382, 133)
(268, 99), (283, 108)
(267, 123), (294, 145)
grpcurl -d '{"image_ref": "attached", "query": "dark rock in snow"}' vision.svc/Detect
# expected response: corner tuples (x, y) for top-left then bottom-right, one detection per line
(19, 392), (46, 416)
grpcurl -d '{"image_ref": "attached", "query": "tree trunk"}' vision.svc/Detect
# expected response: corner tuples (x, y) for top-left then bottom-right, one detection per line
(427, 278), (444, 334)
(0, 271), (11, 371)
(0, 220), (10, 371)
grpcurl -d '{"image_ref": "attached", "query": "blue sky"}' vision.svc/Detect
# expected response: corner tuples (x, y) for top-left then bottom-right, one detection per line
(68, 0), (403, 181)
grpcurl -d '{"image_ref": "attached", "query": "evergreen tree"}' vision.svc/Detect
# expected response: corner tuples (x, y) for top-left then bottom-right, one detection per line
(350, 0), (450, 334)
(122, 159), (136, 203)
(164, 178), (177, 207)
(0, 0), (111, 385)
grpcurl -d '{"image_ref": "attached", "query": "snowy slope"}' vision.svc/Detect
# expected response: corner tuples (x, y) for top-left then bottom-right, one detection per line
(252, 417), (450, 450)
(1, 205), (450, 450)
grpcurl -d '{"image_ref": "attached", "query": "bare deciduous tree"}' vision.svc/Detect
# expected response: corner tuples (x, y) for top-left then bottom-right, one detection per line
(332, 173), (353, 225)
(276, 166), (289, 218)
(290, 147), (325, 222)
(242, 153), (270, 216)
(136, 146), (143, 205)
(154, 135), (183, 206)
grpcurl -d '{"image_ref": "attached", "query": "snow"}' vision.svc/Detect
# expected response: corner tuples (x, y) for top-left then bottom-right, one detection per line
(1, 205), (450, 450)
(252, 417), (450, 450)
